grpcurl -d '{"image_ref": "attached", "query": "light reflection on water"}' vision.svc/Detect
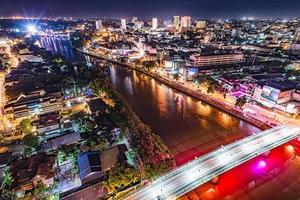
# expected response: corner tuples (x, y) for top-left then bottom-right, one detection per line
(39, 35), (84, 62)
(42, 36), (261, 156)
(107, 65), (261, 155)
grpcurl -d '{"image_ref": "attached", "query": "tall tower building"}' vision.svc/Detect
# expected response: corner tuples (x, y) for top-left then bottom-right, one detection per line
(181, 16), (191, 28)
(152, 18), (158, 30)
(121, 18), (127, 30)
(295, 28), (300, 43)
(95, 20), (103, 30)
(173, 16), (180, 30)
(132, 17), (138, 23)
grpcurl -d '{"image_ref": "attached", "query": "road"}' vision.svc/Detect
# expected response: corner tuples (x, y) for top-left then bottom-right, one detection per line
(123, 126), (300, 200)
(244, 104), (300, 126)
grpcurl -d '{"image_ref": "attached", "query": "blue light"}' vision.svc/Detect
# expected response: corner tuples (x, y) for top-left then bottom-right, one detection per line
(27, 24), (37, 33)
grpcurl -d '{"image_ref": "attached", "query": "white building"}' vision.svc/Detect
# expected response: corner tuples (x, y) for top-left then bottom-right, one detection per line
(95, 20), (103, 30)
(173, 16), (180, 30)
(132, 17), (138, 24)
(152, 18), (158, 30)
(121, 18), (127, 30)
(181, 16), (191, 28)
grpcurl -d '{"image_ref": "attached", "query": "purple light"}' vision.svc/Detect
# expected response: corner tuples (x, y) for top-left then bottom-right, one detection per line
(257, 160), (267, 169)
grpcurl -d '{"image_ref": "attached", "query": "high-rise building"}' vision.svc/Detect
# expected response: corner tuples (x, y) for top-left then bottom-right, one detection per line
(152, 18), (158, 30)
(136, 21), (144, 29)
(196, 21), (206, 29)
(181, 16), (191, 28)
(121, 18), (127, 30)
(173, 16), (180, 30)
(295, 28), (300, 43)
(95, 20), (103, 30)
(132, 17), (138, 24)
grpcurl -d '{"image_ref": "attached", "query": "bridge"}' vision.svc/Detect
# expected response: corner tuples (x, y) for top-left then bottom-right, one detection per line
(124, 126), (300, 200)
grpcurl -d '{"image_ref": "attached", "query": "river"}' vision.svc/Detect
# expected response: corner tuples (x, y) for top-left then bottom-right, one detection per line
(39, 35), (260, 161)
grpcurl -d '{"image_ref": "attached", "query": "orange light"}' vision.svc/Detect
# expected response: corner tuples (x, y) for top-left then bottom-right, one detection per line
(286, 145), (294, 153)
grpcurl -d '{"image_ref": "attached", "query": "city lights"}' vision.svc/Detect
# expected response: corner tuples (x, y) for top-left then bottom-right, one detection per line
(286, 144), (295, 153)
(27, 24), (37, 33)
(257, 160), (267, 169)
(2, 2), (300, 199)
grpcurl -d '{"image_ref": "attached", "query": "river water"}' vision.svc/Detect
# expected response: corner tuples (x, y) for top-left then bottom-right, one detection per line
(40, 36), (260, 161)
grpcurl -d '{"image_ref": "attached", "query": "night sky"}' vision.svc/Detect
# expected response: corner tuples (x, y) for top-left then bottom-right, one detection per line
(0, 0), (300, 19)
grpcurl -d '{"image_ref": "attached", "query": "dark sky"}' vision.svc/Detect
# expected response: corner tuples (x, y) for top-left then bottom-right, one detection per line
(0, 0), (300, 19)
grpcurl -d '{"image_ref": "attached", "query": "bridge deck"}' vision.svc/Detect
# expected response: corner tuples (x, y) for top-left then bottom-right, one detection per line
(123, 126), (300, 200)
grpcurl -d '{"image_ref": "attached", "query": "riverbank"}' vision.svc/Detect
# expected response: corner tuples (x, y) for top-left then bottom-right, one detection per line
(77, 48), (271, 131)
(88, 68), (175, 179)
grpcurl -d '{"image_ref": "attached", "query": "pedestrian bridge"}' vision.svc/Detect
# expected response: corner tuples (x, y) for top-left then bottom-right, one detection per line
(124, 126), (300, 200)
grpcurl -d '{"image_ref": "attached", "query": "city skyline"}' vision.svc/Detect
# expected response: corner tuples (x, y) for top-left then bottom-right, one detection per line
(1, 0), (300, 19)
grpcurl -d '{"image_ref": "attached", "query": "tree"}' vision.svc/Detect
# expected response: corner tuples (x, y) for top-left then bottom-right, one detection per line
(70, 111), (88, 127)
(20, 118), (33, 133)
(0, 189), (16, 200)
(206, 79), (218, 94)
(1, 169), (13, 189)
(23, 183), (49, 200)
(23, 133), (40, 149)
(57, 150), (67, 165)
(143, 61), (157, 71)
(235, 96), (247, 108)
(23, 147), (35, 158)
(89, 137), (109, 151)
(134, 59), (142, 66)
(105, 164), (140, 192)
(144, 158), (174, 180)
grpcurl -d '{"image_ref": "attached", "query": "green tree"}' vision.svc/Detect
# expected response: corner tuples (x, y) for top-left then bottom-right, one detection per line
(24, 183), (49, 200)
(144, 158), (174, 180)
(23, 147), (35, 158)
(57, 150), (67, 165)
(235, 97), (247, 108)
(90, 137), (109, 151)
(106, 164), (140, 192)
(1, 169), (13, 189)
(20, 118), (33, 133)
(70, 111), (88, 127)
(23, 133), (40, 149)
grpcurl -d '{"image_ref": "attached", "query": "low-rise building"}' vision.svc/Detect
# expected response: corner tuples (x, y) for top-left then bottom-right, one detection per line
(41, 131), (81, 152)
(188, 52), (244, 67)
(5, 91), (62, 120)
(78, 144), (128, 184)
(253, 79), (300, 114)
(10, 153), (56, 195)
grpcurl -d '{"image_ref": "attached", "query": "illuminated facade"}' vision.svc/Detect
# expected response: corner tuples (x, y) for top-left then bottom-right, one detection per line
(152, 18), (158, 30)
(252, 80), (300, 114)
(188, 53), (244, 66)
(196, 20), (206, 29)
(121, 18), (127, 30)
(95, 20), (103, 30)
(181, 16), (191, 28)
(173, 16), (180, 30)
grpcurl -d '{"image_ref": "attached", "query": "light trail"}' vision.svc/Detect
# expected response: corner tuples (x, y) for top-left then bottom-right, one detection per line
(123, 126), (300, 200)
